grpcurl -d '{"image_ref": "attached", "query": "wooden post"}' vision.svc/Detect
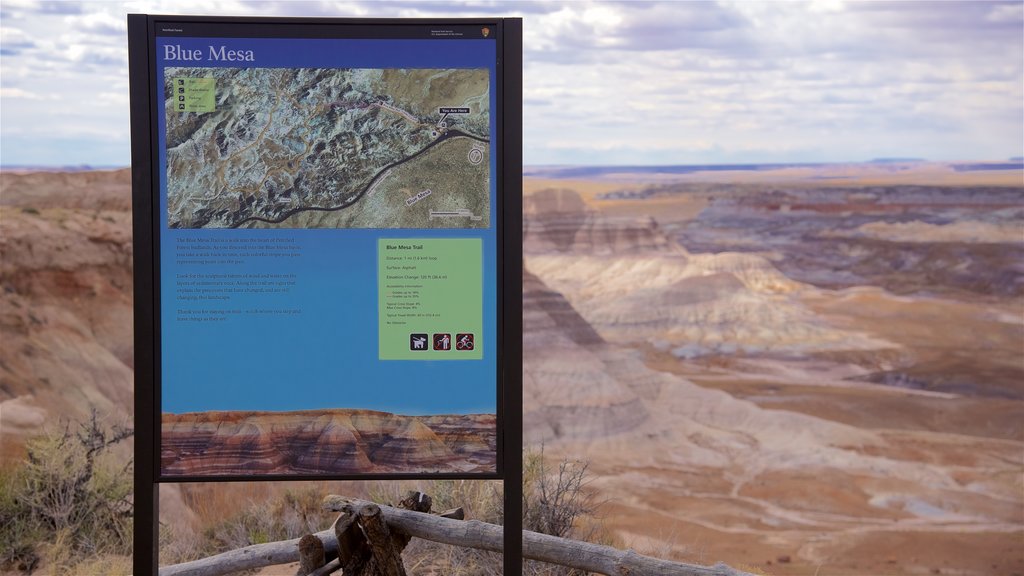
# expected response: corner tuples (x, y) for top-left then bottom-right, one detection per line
(334, 510), (369, 575)
(358, 504), (408, 576)
(398, 490), (432, 513)
(391, 491), (432, 551)
(325, 497), (416, 576)
(296, 534), (325, 576)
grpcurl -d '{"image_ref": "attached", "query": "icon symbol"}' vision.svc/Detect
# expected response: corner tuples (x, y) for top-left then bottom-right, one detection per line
(481, 27), (490, 38)
(178, 95), (185, 102)
(433, 333), (451, 351)
(178, 87), (185, 94)
(456, 333), (474, 351)
(178, 103), (185, 110)
(410, 333), (428, 350)
(178, 79), (184, 86)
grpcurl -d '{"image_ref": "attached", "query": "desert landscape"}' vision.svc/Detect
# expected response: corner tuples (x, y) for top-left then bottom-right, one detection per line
(2, 165), (1022, 574)
(522, 162), (1023, 575)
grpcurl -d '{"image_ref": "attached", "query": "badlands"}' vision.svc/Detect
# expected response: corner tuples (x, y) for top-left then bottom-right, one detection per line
(522, 165), (1022, 575)
(1, 166), (1021, 574)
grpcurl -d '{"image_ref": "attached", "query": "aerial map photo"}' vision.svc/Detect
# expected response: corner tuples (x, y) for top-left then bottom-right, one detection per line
(164, 67), (490, 229)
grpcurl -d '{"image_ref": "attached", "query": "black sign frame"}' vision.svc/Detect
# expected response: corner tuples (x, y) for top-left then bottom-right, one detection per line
(129, 14), (522, 575)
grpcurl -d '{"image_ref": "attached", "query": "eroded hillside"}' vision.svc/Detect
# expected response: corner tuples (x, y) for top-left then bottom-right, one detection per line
(523, 184), (1024, 575)
(0, 170), (134, 460)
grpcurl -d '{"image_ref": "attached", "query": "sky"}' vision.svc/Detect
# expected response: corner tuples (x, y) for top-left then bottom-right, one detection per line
(1, 0), (1022, 167)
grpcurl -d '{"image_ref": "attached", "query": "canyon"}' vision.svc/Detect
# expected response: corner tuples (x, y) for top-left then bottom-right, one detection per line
(521, 168), (1023, 575)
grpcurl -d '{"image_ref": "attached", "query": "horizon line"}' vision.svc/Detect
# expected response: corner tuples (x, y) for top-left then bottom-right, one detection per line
(3, 158), (1024, 172)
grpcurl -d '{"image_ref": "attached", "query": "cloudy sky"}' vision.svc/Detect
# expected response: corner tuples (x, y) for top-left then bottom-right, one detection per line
(1, 0), (1022, 167)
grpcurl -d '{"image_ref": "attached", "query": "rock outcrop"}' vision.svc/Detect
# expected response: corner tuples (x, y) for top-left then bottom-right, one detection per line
(524, 187), (678, 255)
(161, 409), (496, 476)
(523, 270), (648, 442)
(524, 187), (890, 356)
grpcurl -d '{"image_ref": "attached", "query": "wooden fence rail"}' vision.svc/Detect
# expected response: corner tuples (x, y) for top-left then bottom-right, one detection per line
(159, 492), (752, 576)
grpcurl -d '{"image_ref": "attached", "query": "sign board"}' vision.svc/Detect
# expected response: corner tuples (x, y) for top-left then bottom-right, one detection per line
(129, 15), (522, 574)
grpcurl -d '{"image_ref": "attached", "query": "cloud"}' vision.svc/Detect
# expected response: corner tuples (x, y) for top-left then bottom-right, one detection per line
(0, 26), (37, 55)
(68, 11), (128, 35)
(0, 0), (1021, 166)
(0, 87), (60, 100)
(2, 0), (85, 15)
(986, 2), (1024, 23)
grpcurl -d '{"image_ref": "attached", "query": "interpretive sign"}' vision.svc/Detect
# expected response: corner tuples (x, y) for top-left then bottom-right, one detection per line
(130, 14), (522, 575)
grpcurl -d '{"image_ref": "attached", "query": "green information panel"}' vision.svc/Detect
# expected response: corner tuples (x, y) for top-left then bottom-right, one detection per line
(172, 77), (215, 113)
(378, 238), (482, 360)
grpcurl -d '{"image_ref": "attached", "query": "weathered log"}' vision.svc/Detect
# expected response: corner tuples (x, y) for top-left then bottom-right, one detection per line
(437, 507), (465, 520)
(322, 494), (361, 512)
(326, 497), (752, 576)
(306, 557), (342, 576)
(297, 534), (325, 575)
(161, 496), (752, 576)
(159, 528), (336, 576)
(525, 531), (748, 576)
(358, 503), (408, 576)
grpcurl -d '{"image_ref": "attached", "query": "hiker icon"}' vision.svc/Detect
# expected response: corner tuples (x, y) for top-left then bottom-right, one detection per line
(433, 333), (451, 351)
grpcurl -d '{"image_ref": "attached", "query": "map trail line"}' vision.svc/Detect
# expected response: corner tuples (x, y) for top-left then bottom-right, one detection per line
(229, 129), (489, 228)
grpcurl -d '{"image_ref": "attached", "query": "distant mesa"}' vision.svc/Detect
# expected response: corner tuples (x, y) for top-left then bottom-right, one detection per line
(161, 408), (496, 476)
(867, 157), (927, 164)
(523, 163), (821, 179)
(0, 164), (124, 173)
(951, 161), (1024, 172)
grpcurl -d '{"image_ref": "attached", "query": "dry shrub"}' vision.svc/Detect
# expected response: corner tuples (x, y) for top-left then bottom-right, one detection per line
(62, 554), (132, 576)
(0, 410), (133, 574)
(395, 448), (611, 576)
(183, 485), (335, 559)
(161, 481), (345, 565)
(523, 447), (596, 539)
